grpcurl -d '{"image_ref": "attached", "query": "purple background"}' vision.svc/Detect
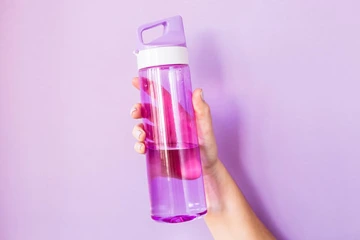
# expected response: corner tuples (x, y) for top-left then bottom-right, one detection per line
(0, 0), (359, 239)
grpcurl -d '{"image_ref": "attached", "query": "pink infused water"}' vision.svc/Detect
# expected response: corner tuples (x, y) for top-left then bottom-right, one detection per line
(147, 146), (202, 181)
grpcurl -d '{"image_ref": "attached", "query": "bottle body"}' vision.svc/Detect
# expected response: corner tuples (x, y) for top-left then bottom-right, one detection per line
(139, 64), (207, 223)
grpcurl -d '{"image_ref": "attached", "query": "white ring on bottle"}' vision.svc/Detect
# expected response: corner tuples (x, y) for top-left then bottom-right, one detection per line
(136, 46), (189, 70)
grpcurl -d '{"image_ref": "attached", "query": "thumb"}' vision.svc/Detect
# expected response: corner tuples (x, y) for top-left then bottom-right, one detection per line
(192, 89), (218, 165)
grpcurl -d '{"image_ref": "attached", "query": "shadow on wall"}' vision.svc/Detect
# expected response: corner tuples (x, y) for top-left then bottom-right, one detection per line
(192, 31), (286, 240)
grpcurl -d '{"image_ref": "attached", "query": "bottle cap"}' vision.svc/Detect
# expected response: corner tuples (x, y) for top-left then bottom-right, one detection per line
(135, 16), (189, 70)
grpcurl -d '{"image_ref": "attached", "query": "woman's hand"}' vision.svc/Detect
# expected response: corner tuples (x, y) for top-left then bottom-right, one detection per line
(130, 77), (219, 175)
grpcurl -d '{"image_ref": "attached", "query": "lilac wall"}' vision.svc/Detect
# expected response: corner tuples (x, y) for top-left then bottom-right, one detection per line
(1, 0), (359, 239)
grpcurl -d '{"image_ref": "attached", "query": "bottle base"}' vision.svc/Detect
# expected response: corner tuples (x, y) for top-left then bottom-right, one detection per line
(151, 210), (207, 223)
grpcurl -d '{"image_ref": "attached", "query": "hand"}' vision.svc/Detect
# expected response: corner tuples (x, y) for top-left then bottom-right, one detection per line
(130, 77), (219, 176)
(130, 76), (222, 214)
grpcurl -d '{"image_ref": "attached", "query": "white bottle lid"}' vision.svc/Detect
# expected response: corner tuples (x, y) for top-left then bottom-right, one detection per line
(135, 46), (189, 70)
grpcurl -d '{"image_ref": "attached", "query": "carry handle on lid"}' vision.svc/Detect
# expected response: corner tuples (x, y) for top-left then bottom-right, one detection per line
(136, 15), (187, 51)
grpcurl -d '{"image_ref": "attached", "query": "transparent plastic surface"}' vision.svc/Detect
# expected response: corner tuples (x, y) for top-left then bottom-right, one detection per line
(139, 64), (207, 223)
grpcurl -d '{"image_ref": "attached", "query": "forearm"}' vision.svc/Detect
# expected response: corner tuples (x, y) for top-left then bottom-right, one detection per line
(203, 160), (275, 240)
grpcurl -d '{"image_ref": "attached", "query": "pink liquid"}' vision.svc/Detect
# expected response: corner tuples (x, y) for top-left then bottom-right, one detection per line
(147, 146), (202, 180)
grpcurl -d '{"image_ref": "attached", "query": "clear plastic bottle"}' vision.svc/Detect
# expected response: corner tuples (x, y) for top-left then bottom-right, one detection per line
(134, 16), (207, 223)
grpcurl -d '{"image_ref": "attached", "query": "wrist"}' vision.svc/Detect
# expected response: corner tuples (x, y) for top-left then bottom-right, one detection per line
(203, 159), (227, 214)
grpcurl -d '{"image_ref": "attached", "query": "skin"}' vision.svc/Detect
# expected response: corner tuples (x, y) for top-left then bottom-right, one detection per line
(130, 77), (276, 240)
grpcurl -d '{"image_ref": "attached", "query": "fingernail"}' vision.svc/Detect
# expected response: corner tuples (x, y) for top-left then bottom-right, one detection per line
(137, 143), (143, 151)
(200, 89), (204, 100)
(130, 107), (137, 115)
(136, 130), (142, 140)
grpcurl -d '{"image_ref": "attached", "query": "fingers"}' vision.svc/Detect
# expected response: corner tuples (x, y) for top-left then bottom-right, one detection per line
(132, 77), (140, 90)
(130, 103), (142, 119)
(132, 77), (145, 154)
(132, 123), (146, 154)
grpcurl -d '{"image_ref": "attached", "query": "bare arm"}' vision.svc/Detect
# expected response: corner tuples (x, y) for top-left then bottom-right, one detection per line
(204, 160), (275, 240)
(190, 87), (275, 240)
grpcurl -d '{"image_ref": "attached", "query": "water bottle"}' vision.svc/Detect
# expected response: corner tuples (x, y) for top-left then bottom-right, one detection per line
(134, 16), (207, 223)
